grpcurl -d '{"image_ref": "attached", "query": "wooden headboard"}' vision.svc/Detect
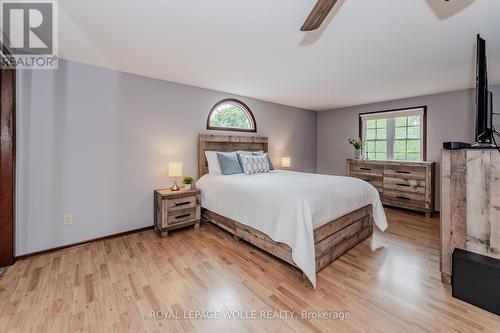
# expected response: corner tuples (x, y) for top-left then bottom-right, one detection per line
(198, 134), (268, 178)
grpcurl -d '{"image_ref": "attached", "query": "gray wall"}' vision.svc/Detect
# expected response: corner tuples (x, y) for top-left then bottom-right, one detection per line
(317, 85), (500, 211)
(16, 60), (317, 256)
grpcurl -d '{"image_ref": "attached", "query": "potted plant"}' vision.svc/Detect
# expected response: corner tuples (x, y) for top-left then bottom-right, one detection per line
(182, 176), (193, 190)
(348, 137), (364, 160)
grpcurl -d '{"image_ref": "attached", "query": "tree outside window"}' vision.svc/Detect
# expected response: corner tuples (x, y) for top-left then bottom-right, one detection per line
(207, 99), (256, 132)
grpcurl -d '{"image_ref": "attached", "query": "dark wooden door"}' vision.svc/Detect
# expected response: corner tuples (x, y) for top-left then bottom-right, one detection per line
(0, 54), (16, 266)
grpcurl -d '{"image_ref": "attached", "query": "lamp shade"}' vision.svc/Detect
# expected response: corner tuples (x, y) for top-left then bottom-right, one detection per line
(168, 161), (183, 177)
(281, 157), (291, 168)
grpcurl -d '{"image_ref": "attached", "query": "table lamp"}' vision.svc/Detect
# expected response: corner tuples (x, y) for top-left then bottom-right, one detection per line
(168, 161), (182, 191)
(281, 157), (291, 169)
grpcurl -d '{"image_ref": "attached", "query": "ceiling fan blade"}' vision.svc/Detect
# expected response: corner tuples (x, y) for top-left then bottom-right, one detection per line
(301, 0), (339, 31)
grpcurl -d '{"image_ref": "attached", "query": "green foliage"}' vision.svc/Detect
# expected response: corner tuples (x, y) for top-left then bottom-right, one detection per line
(394, 140), (406, 152)
(366, 119), (377, 129)
(210, 106), (252, 129)
(408, 115), (420, 126)
(395, 127), (406, 139)
(394, 139), (421, 161)
(407, 140), (420, 153)
(348, 137), (364, 150)
(376, 119), (387, 128)
(407, 153), (420, 161)
(376, 141), (386, 152)
(366, 129), (376, 140)
(407, 126), (420, 139)
(366, 141), (375, 152)
(367, 152), (387, 160)
(182, 176), (193, 185)
(395, 117), (407, 127)
(376, 128), (387, 140)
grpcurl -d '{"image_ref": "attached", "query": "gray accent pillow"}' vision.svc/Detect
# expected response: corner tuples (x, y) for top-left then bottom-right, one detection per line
(216, 152), (243, 175)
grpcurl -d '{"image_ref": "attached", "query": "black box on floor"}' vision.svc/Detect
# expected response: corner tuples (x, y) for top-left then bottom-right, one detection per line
(452, 248), (500, 315)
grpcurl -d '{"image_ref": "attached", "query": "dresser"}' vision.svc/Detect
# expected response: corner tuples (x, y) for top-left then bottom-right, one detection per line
(347, 159), (435, 217)
(440, 149), (500, 283)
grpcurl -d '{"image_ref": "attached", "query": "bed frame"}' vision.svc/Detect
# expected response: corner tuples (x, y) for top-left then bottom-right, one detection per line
(198, 134), (374, 282)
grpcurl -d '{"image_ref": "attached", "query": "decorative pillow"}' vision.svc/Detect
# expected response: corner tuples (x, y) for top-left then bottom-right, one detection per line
(239, 154), (270, 175)
(216, 152), (243, 175)
(252, 152), (274, 170)
(205, 151), (222, 175)
(236, 150), (274, 170)
(235, 150), (254, 170)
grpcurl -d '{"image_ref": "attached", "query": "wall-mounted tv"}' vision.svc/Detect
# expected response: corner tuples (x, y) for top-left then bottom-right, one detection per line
(474, 34), (494, 146)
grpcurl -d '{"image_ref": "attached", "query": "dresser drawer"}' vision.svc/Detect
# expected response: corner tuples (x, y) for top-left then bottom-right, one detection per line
(167, 196), (197, 212)
(384, 176), (426, 188)
(166, 208), (197, 226)
(384, 165), (426, 180)
(383, 191), (428, 209)
(350, 173), (383, 189)
(383, 189), (425, 201)
(383, 182), (426, 194)
(349, 162), (383, 177)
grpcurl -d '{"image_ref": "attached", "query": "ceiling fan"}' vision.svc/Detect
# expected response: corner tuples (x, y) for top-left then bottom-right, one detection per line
(300, 0), (452, 31)
(301, 0), (339, 31)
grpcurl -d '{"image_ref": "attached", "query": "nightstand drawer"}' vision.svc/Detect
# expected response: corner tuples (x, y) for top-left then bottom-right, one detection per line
(167, 196), (197, 212)
(166, 208), (197, 226)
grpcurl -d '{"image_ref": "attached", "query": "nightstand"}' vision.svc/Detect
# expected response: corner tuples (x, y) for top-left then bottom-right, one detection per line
(154, 188), (201, 237)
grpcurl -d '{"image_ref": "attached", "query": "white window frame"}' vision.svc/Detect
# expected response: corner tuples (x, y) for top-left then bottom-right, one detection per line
(360, 107), (426, 161)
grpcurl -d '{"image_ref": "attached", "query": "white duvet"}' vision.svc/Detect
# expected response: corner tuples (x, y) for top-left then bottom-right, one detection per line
(196, 170), (388, 288)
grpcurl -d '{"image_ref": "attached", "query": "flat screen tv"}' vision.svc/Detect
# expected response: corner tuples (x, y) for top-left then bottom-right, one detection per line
(474, 34), (494, 146)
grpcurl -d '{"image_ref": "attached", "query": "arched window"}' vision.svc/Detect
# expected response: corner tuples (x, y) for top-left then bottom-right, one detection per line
(207, 99), (256, 132)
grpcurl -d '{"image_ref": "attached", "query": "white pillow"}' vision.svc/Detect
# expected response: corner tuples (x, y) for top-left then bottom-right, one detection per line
(239, 154), (270, 175)
(205, 151), (222, 175)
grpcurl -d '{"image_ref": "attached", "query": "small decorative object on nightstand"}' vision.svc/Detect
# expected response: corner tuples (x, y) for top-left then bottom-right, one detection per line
(182, 176), (193, 190)
(154, 188), (201, 237)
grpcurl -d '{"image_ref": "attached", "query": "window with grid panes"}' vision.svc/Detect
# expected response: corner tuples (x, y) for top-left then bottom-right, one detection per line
(364, 118), (388, 161)
(360, 107), (425, 161)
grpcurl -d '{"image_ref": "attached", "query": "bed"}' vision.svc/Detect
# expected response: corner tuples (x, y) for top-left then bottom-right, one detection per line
(196, 134), (388, 288)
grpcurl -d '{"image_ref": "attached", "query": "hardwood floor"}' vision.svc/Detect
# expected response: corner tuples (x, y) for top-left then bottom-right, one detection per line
(0, 208), (499, 332)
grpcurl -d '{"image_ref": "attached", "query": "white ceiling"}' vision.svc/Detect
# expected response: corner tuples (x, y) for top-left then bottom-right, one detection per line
(58, 0), (500, 111)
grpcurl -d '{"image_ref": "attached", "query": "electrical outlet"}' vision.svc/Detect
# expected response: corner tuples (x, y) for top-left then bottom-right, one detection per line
(64, 215), (73, 225)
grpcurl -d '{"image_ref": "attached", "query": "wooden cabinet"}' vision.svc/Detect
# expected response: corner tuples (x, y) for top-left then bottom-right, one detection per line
(154, 188), (201, 237)
(440, 149), (500, 284)
(347, 159), (435, 216)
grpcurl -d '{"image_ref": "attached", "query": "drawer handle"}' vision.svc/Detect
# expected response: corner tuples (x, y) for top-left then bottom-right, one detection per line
(396, 183), (410, 187)
(175, 213), (191, 219)
(395, 170), (410, 174)
(174, 201), (190, 207)
(360, 167), (372, 171)
(396, 196), (410, 200)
